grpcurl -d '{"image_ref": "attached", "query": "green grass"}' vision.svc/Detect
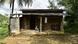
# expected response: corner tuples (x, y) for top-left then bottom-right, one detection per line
(0, 27), (8, 40)
(0, 14), (8, 40)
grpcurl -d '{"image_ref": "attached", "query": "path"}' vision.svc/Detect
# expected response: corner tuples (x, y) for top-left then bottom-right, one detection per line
(3, 30), (78, 44)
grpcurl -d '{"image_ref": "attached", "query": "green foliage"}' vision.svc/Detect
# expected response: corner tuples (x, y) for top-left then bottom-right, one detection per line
(0, 0), (33, 7)
(59, 0), (78, 34)
(48, 0), (57, 9)
(0, 0), (5, 5)
(0, 14), (8, 40)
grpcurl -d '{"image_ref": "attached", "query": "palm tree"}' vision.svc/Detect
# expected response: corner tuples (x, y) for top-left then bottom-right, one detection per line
(9, 0), (31, 13)
(10, 0), (33, 13)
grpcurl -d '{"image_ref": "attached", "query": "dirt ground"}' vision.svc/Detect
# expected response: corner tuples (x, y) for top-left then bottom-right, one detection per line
(3, 30), (78, 44)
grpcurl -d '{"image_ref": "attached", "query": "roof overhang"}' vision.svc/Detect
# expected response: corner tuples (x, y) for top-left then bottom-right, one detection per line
(20, 9), (65, 13)
(10, 9), (65, 17)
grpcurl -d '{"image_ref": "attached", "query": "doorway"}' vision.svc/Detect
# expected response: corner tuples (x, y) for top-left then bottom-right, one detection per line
(30, 15), (36, 29)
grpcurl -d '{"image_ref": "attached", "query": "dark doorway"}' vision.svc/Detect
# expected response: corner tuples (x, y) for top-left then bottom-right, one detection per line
(30, 15), (36, 29)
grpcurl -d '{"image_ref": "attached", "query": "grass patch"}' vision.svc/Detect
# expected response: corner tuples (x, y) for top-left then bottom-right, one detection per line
(0, 27), (8, 40)
(0, 14), (8, 40)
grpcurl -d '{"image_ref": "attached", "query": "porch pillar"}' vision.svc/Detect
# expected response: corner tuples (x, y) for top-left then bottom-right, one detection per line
(61, 16), (64, 32)
(40, 16), (42, 32)
(10, 15), (20, 34)
(16, 15), (20, 34)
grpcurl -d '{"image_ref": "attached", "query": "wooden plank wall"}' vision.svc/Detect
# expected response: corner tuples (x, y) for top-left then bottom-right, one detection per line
(42, 16), (62, 31)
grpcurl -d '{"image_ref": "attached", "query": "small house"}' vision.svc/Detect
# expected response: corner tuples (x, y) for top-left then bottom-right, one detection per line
(10, 9), (64, 34)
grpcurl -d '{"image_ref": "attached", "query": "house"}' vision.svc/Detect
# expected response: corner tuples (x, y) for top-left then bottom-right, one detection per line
(10, 9), (65, 34)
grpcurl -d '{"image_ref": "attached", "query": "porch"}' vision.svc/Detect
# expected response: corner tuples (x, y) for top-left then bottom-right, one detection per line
(10, 9), (64, 34)
(20, 15), (63, 32)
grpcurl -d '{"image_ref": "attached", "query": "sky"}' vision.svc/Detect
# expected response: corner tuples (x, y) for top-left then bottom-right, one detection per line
(0, 0), (64, 15)
(23, 0), (49, 9)
(0, 0), (50, 15)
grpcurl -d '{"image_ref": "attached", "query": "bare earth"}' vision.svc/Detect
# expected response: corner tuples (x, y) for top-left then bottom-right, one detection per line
(3, 30), (78, 44)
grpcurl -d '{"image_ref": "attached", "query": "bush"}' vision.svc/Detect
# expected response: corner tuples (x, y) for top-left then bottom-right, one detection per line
(0, 14), (8, 40)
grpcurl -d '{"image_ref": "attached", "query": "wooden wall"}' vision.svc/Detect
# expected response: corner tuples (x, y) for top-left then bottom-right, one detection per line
(42, 16), (62, 31)
(20, 15), (30, 30)
(20, 15), (63, 31)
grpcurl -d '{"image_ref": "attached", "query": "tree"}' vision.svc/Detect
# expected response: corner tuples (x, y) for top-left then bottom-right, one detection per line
(58, 0), (78, 34)
(0, 0), (5, 5)
(0, 0), (33, 13)
(48, 0), (58, 9)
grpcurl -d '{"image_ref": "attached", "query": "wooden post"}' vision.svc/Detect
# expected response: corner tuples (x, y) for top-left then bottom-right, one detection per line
(61, 16), (64, 32)
(8, 15), (11, 36)
(40, 16), (42, 32)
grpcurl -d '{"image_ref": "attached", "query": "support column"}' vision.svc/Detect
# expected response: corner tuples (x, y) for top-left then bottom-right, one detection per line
(10, 15), (20, 34)
(16, 15), (20, 34)
(61, 16), (64, 32)
(8, 15), (11, 35)
(40, 16), (42, 32)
